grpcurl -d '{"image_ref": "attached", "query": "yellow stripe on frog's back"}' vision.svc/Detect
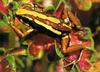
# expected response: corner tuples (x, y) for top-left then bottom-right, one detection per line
(16, 9), (60, 24)
(34, 19), (61, 35)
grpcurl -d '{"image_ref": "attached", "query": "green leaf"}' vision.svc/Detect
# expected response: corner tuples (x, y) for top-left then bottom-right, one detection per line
(0, 21), (7, 26)
(15, 57), (25, 68)
(8, 10), (13, 18)
(45, 5), (55, 12)
(82, 27), (92, 40)
(75, 65), (81, 72)
(0, 11), (9, 26)
(22, 41), (28, 45)
(70, 64), (81, 72)
(54, 40), (64, 58)
(70, 65), (77, 72)
(11, 1), (19, 11)
(6, 55), (16, 72)
(3, 13), (9, 24)
(90, 52), (97, 62)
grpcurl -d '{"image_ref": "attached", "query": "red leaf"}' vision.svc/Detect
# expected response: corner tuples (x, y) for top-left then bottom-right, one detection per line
(70, 32), (82, 45)
(78, 60), (91, 71)
(0, 59), (11, 72)
(0, 1), (8, 14)
(53, 3), (64, 18)
(78, 50), (91, 71)
(63, 51), (80, 68)
(83, 40), (92, 47)
(14, 18), (21, 25)
(67, 51), (80, 61)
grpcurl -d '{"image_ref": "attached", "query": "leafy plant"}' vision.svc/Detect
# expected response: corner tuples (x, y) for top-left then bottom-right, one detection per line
(0, 0), (99, 72)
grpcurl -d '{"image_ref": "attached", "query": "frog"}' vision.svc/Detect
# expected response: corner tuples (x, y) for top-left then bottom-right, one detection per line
(10, 3), (89, 58)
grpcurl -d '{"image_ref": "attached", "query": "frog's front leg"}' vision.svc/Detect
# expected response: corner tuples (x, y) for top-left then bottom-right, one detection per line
(61, 34), (69, 53)
(61, 34), (86, 54)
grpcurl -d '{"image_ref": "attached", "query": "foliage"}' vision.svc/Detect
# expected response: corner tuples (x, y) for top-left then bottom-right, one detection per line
(55, 40), (64, 58)
(0, 12), (9, 26)
(0, 0), (99, 72)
